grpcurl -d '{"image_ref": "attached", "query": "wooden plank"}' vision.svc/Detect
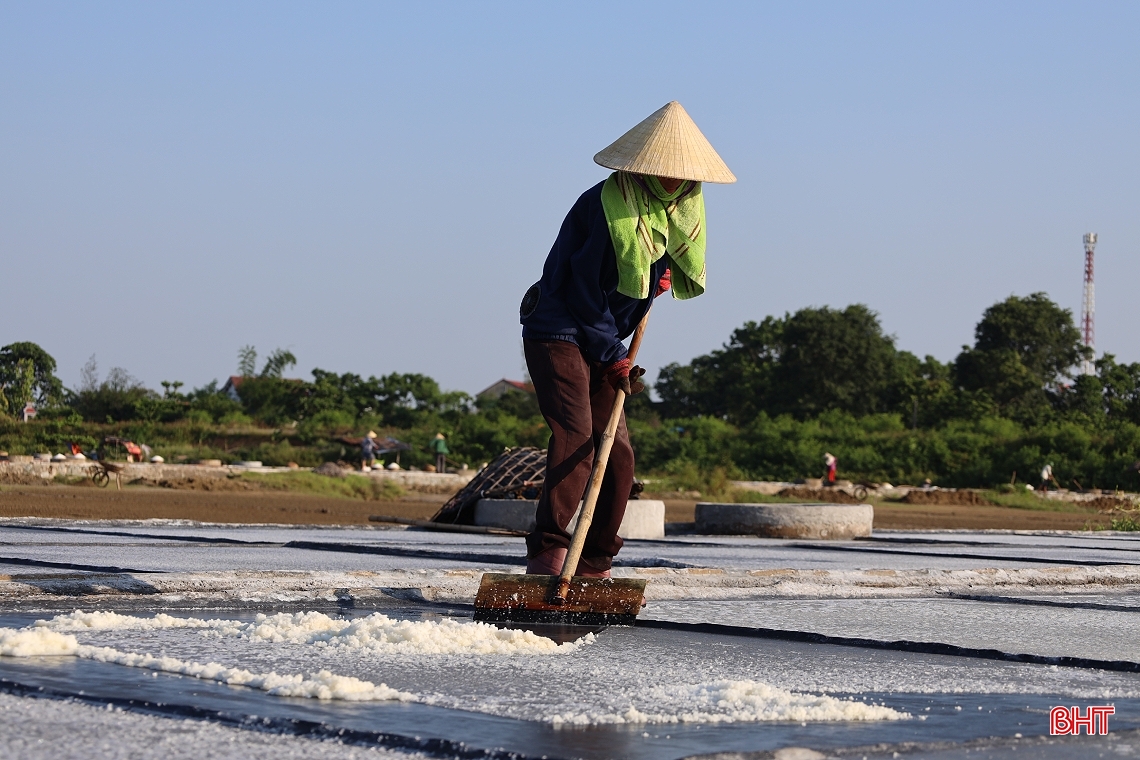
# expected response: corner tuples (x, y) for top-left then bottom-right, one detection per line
(471, 574), (647, 619)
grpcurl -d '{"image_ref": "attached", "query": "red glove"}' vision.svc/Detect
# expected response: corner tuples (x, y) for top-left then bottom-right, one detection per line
(655, 268), (672, 297)
(603, 358), (646, 395)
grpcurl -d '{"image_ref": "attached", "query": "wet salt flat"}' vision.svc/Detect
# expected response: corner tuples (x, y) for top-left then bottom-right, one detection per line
(643, 597), (1140, 663)
(0, 518), (1138, 758)
(4, 520), (1140, 573)
(0, 690), (407, 760)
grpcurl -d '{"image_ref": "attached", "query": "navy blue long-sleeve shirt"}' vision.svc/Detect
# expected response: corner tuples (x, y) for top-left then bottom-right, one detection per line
(521, 181), (667, 364)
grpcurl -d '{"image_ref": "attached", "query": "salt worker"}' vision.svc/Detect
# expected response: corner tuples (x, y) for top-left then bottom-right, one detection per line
(519, 101), (735, 578)
(361, 431), (380, 472)
(430, 432), (450, 474)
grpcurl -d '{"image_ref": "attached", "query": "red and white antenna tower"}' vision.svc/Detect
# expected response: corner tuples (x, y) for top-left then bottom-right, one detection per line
(1081, 232), (1097, 376)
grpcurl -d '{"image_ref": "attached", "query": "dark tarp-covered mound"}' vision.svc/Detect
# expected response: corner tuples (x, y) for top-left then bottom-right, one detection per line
(431, 447), (546, 525)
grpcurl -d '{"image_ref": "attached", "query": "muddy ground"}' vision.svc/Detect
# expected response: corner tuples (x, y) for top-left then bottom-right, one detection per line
(0, 484), (1116, 531)
(899, 488), (996, 506)
(868, 501), (1109, 531)
(0, 485), (447, 526)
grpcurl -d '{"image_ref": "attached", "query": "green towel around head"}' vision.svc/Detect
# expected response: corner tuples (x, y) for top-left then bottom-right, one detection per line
(600, 171), (706, 300)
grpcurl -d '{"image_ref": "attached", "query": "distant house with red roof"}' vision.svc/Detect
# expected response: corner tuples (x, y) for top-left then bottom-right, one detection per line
(221, 376), (246, 401)
(476, 379), (535, 401)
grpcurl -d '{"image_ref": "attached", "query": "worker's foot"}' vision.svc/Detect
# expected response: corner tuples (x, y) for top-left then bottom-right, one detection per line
(525, 547), (566, 575)
(575, 556), (611, 579)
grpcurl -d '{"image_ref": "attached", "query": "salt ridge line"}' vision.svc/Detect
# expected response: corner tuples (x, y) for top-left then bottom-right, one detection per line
(636, 618), (1140, 674)
(940, 591), (1140, 613)
(0, 523), (271, 546)
(83, 645), (414, 701)
(784, 542), (1140, 567)
(541, 680), (908, 725)
(0, 625), (411, 701)
(4, 566), (1140, 603)
(37, 610), (588, 655)
(0, 555), (153, 574)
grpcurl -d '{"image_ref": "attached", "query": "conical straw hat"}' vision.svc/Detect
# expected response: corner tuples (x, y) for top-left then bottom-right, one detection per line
(593, 101), (736, 184)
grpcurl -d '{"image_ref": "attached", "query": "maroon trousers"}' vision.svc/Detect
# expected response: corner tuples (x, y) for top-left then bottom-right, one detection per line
(523, 339), (634, 571)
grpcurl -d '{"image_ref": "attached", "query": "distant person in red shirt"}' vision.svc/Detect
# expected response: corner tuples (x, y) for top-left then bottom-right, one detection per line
(824, 452), (838, 486)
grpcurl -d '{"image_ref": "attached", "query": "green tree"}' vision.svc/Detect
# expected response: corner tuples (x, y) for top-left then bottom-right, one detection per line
(1096, 354), (1140, 425)
(656, 304), (907, 423)
(3, 359), (36, 417)
(0, 342), (64, 407)
(260, 349), (297, 378)
(656, 315), (781, 423)
(773, 304), (902, 418)
(237, 346), (258, 377)
(185, 380), (245, 422)
(954, 293), (1086, 422)
(231, 347), (303, 424)
(69, 359), (157, 422)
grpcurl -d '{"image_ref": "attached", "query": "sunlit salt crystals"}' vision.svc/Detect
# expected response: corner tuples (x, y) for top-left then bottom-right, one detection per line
(39, 611), (218, 632)
(40, 610), (588, 656)
(0, 622), (412, 702)
(222, 611), (589, 655)
(0, 627), (79, 657)
(10, 611), (909, 724)
(546, 679), (908, 725)
(77, 645), (413, 701)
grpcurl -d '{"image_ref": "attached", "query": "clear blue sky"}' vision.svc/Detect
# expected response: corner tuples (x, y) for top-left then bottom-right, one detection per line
(3, 2), (1138, 395)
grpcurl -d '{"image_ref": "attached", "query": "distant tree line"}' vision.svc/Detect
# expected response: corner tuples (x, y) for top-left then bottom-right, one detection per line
(653, 294), (1122, 427)
(633, 293), (1140, 489)
(0, 340), (546, 469)
(3, 292), (1140, 488)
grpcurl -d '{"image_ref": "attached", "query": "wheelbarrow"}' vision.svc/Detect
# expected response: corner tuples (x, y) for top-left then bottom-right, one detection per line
(89, 461), (128, 490)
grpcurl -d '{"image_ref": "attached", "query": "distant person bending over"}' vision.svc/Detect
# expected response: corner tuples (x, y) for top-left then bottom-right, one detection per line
(430, 433), (449, 474)
(519, 102), (735, 578)
(1040, 463), (1054, 491)
(125, 441), (143, 463)
(361, 431), (380, 472)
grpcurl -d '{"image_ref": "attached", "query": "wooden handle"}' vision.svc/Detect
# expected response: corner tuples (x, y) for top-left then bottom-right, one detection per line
(552, 308), (651, 603)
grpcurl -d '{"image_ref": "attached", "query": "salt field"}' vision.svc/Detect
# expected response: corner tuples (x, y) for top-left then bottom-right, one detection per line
(1, 517), (1138, 758)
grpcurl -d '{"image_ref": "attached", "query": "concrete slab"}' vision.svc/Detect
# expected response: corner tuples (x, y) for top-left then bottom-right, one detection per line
(473, 499), (538, 532)
(570, 499), (665, 539)
(474, 499), (666, 539)
(696, 501), (873, 539)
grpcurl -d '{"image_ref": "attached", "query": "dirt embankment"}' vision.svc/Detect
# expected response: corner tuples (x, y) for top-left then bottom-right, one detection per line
(0, 485), (445, 525)
(1084, 496), (1136, 511)
(871, 502), (1109, 531)
(901, 489), (995, 506)
(152, 477), (261, 492)
(777, 487), (862, 504)
(0, 470), (50, 486)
